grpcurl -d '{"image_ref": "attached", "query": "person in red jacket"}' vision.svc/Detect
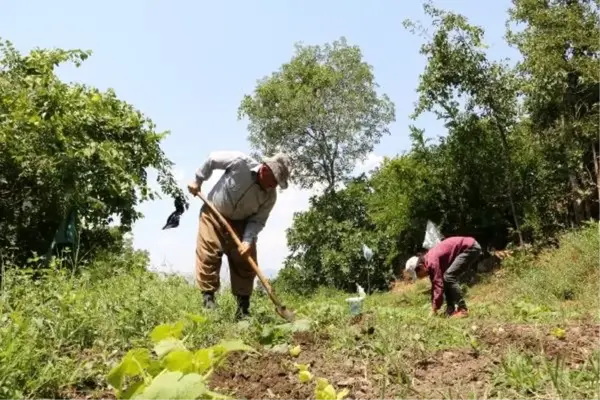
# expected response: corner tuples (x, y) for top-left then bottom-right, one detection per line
(405, 236), (482, 318)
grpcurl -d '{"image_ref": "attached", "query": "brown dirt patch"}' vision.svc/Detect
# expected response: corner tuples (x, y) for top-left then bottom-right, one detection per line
(209, 332), (378, 400)
(60, 386), (115, 400)
(60, 322), (599, 400)
(208, 322), (599, 399)
(410, 349), (494, 399)
(477, 322), (599, 366)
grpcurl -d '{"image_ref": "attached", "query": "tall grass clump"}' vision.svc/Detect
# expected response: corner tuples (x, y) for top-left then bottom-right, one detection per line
(503, 222), (599, 308)
(0, 251), (212, 398)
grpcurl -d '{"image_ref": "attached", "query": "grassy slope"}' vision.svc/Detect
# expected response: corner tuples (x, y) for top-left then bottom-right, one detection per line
(0, 223), (598, 399)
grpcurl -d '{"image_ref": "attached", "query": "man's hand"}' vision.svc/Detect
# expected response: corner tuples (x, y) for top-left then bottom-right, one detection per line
(187, 181), (201, 197)
(238, 241), (252, 257)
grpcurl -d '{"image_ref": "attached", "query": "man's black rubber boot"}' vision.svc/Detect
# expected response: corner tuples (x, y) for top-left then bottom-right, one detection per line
(235, 295), (250, 321)
(202, 291), (216, 310)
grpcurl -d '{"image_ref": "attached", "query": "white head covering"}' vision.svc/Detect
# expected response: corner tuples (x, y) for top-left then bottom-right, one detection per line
(405, 256), (419, 281)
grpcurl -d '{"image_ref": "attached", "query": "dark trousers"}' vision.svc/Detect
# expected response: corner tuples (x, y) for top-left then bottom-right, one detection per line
(443, 241), (482, 311)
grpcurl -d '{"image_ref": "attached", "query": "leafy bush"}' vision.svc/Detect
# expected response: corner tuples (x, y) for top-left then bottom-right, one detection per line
(0, 39), (186, 267)
(281, 177), (396, 294)
(107, 315), (254, 399)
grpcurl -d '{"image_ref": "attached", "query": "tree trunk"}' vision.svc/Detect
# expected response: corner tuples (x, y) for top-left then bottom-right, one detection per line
(569, 174), (583, 225)
(495, 122), (524, 247)
(506, 174), (523, 246)
(584, 199), (591, 221)
(593, 142), (600, 202)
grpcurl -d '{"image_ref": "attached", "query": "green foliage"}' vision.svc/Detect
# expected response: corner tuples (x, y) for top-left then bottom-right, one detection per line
(1, 1), (599, 398)
(314, 377), (349, 400)
(499, 221), (600, 308)
(279, 115), (524, 293)
(280, 1), (598, 294)
(0, 251), (212, 399)
(493, 350), (600, 399)
(0, 224), (597, 399)
(0, 38), (187, 266)
(506, 0), (600, 229)
(238, 37), (395, 190)
(404, 2), (526, 245)
(107, 314), (254, 400)
(277, 176), (396, 293)
(259, 318), (312, 346)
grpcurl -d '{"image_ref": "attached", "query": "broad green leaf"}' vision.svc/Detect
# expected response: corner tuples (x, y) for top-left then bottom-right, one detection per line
(163, 349), (194, 373)
(120, 380), (146, 400)
(270, 319), (310, 338)
(150, 321), (185, 343)
(259, 326), (284, 345)
(212, 339), (254, 356)
(315, 377), (329, 391)
(107, 349), (151, 390)
(192, 349), (215, 374)
(275, 318), (312, 334)
(154, 338), (186, 358)
(133, 371), (207, 400)
(291, 319), (312, 332)
(203, 390), (233, 399)
(147, 360), (164, 377)
(107, 364), (127, 391)
(185, 313), (207, 325)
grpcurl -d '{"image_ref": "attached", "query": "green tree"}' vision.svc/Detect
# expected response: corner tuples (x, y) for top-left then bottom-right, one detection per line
(279, 176), (395, 293)
(368, 119), (514, 260)
(506, 0), (600, 224)
(0, 39), (186, 265)
(238, 37), (395, 190)
(404, 3), (525, 245)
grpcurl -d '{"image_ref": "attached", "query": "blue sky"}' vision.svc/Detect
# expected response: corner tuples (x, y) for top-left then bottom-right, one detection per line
(2, 0), (520, 282)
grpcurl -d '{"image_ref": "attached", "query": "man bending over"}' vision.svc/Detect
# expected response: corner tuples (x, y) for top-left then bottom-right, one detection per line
(187, 150), (291, 320)
(405, 236), (482, 318)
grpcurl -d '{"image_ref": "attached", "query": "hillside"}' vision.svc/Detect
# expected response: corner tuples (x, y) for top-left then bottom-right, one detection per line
(1, 223), (598, 399)
(1, 1), (598, 399)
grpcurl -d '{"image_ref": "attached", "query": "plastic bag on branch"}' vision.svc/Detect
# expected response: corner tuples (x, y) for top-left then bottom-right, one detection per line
(422, 220), (443, 250)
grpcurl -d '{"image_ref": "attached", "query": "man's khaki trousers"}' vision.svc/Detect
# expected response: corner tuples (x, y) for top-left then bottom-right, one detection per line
(195, 205), (257, 296)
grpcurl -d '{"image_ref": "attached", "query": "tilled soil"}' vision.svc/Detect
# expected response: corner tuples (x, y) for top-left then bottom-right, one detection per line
(61, 322), (599, 399)
(209, 322), (600, 400)
(477, 322), (599, 366)
(410, 349), (494, 399)
(210, 331), (379, 400)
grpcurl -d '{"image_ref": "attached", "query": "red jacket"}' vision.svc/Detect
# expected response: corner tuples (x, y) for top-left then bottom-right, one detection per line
(424, 236), (476, 310)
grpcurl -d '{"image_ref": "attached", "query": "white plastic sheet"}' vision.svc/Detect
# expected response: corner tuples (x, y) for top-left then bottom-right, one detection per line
(362, 244), (373, 262)
(356, 283), (366, 298)
(422, 220), (444, 250)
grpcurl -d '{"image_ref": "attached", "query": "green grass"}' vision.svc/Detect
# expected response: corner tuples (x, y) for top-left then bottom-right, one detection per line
(1, 223), (598, 399)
